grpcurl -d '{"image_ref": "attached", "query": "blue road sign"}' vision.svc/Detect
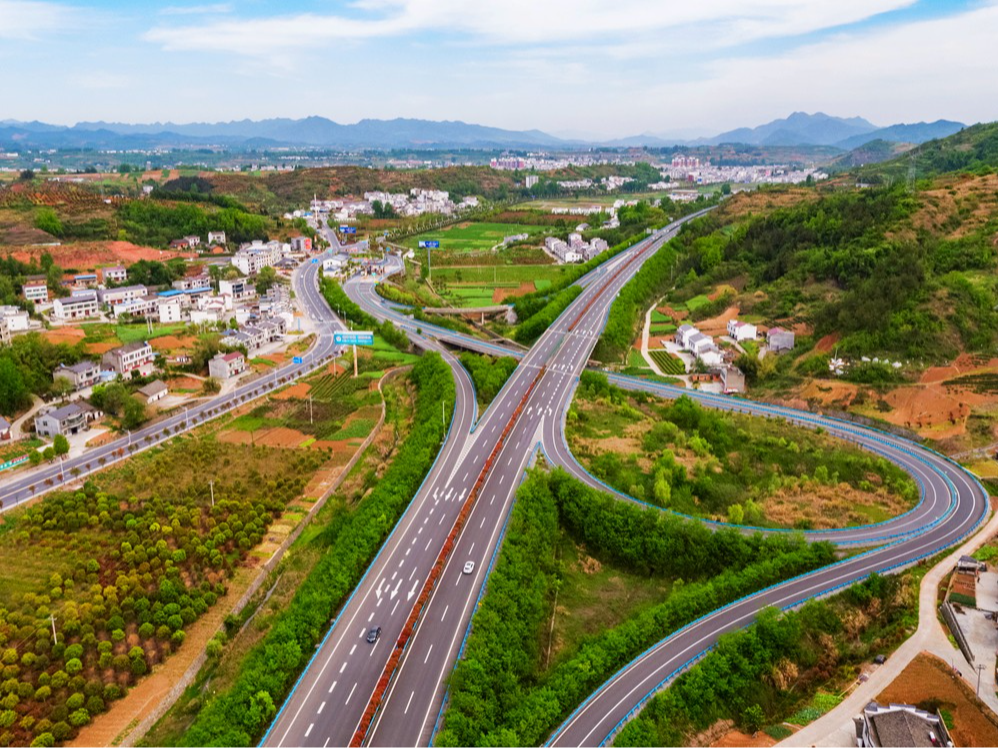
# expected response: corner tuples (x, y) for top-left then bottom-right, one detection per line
(333, 331), (375, 346)
(418, 240), (440, 249)
(293, 356), (304, 364)
(341, 226), (358, 235)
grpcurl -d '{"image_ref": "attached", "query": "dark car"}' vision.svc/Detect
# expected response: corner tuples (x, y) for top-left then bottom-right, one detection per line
(366, 626), (382, 644)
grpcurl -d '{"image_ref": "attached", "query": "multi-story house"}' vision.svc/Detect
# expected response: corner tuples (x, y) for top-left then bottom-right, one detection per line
(53, 361), (101, 391)
(98, 285), (148, 306)
(52, 293), (99, 321)
(102, 341), (155, 375)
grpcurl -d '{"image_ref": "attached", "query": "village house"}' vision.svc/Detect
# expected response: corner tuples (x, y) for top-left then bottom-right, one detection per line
(135, 380), (168, 405)
(207, 230), (226, 245)
(34, 402), (99, 438)
(726, 319), (758, 342)
(102, 341), (155, 375)
(99, 265), (128, 284)
(53, 361), (101, 391)
(208, 351), (246, 380)
(97, 284), (148, 307)
(766, 326), (796, 352)
(52, 293), (99, 321)
(22, 280), (49, 304)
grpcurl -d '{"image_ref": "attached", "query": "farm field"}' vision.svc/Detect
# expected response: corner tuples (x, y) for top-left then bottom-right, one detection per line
(430, 264), (572, 307)
(648, 349), (686, 374)
(405, 221), (547, 252)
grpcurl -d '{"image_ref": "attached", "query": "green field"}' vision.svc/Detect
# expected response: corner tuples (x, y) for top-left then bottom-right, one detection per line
(407, 222), (547, 252)
(649, 323), (676, 335)
(432, 265), (569, 284)
(684, 294), (711, 312)
(648, 349), (687, 375)
(650, 309), (673, 323)
(82, 321), (190, 346)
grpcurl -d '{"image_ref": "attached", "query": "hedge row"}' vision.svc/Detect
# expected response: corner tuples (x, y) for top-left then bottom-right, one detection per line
(320, 277), (409, 350)
(181, 353), (456, 746)
(513, 285), (583, 344)
(435, 469), (835, 747)
(592, 238), (679, 363)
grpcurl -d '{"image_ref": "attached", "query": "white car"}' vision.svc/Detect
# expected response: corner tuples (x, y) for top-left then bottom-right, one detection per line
(463, 561), (475, 575)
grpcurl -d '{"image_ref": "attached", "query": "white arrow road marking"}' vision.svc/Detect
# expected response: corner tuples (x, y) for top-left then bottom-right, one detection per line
(390, 579), (402, 600)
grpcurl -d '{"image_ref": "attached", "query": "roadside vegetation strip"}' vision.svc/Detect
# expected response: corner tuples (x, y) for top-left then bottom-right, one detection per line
(613, 573), (915, 746)
(179, 353), (455, 747)
(434, 468), (836, 748)
(514, 286), (583, 344)
(350, 363), (547, 747)
(458, 352), (519, 411)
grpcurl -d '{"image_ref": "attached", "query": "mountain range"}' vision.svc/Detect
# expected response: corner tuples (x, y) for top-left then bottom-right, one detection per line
(0, 113), (967, 151)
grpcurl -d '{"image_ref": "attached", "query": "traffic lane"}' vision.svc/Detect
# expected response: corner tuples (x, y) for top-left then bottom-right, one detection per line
(548, 470), (988, 748)
(267, 363), (481, 748)
(606, 375), (961, 544)
(367, 373), (555, 747)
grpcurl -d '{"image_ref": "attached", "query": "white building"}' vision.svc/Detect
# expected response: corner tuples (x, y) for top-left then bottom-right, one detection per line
(207, 231), (226, 245)
(53, 294), (99, 321)
(22, 280), (49, 304)
(159, 300), (183, 323)
(98, 285), (147, 306)
(231, 241), (282, 276)
(0, 305), (29, 333)
(102, 341), (155, 375)
(726, 320), (757, 342)
(219, 279), (256, 303)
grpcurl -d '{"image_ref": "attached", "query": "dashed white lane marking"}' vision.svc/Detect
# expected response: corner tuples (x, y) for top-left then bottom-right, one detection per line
(349, 644), (356, 655)
(424, 644), (434, 664)
(392, 599), (400, 615)
(305, 723), (314, 738)
(469, 542), (475, 554)
(339, 662), (347, 674)
(426, 538), (433, 551)
(405, 690), (415, 715)
(480, 516), (486, 528)
(438, 515), (444, 525)
(368, 612), (374, 622)
(409, 567), (417, 580)
(441, 604), (449, 622)
(318, 701), (326, 714)
(406, 548), (411, 556)
(345, 682), (357, 704)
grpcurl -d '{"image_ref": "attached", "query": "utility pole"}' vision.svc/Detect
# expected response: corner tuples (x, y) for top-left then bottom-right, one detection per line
(442, 399), (445, 427)
(209, 479), (215, 507)
(309, 395), (313, 425)
(50, 613), (57, 645)
(977, 663), (986, 695)
(353, 344), (358, 378)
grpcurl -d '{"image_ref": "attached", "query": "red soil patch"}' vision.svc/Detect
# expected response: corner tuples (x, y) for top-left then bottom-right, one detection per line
(42, 327), (86, 345)
(85, 431), (117, 448)
(815, 333), (840, 353)
(256, 427), (309, 448)
(696, 305), (740, 336)
(659, 305), (687, 321)
(877, 653), (998, 747)
(274, 382), (311, 400)
(493, 281), (535, 303)
(9, 241), (194, 271)
(310, 440), (349, 452)
(168, 376), (203, 391)
(710, 729), (776, 747)
(84, 341), (118, 354)
(150, 335), (196, 352)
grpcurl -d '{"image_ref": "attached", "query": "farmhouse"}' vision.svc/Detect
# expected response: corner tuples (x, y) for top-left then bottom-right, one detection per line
(53, 361), (100, 391)
(102, 341), (155, 375)
(52, 294), (99, 321)
(208, 351), (246, 380)
(766, 326), (796, 352)
(726, 319), (757, 342)
(135, 380), (168, 405)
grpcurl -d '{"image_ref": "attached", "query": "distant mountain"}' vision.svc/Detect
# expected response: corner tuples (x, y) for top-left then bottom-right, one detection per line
(700, 112), (878, 146)
(12, 116), (566, 149)
(854, 121), (998, 181)
(0, 113), (974, 152)
(834, 120), (965, 150)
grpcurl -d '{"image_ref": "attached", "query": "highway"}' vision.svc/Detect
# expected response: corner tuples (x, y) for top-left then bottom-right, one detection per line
(0, 253), (342, 511)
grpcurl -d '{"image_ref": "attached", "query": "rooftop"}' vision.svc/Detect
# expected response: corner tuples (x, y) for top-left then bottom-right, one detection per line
(137, 380), (168, 398)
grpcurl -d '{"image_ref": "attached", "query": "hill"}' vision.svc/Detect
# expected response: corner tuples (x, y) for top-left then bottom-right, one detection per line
(855, 121), (998, 183)
(835, 120), (964, 150)
(700, 112), (877, 146)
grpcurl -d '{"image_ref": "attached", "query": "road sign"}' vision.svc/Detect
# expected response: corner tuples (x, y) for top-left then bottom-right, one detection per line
(311, 258), (318, 264)
(293, 356), (304, 364)
(418, 240), (440, 249)
(334, 331), (375, 346)
(341, 226), (358, 235)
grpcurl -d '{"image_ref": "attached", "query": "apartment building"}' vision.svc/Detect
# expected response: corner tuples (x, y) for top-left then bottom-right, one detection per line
(52, 293), (99, 321)
(102, 341), (155, 375)
(97, 285), (148, 306)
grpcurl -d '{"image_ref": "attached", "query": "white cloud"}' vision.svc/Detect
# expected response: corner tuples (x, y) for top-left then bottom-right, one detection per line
(143, 0), (915, 61)
(68, 71), (131, 90)
(0, 0), (75, 39)
(641, 0), (998, 134)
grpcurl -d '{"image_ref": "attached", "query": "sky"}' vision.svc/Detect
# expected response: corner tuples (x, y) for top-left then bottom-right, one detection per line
(1, 0), (996, 139)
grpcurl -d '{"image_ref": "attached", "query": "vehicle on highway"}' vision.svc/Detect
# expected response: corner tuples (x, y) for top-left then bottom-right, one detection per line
(463, 561), (475, 575)
(366, 626), (381, 644)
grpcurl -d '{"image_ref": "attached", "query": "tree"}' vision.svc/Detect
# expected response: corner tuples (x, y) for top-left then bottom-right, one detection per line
(255, 266), (278, 295)
(121, 398), (147, 430)
(0, 358), (29, 415)
(18, 170), (34, 181)
(34, 209), (63, 238)
(52, 435), (69, 456)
